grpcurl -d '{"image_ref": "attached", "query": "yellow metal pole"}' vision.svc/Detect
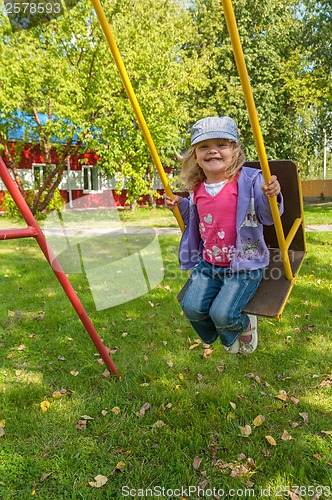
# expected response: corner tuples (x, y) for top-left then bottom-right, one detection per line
(220, 0), (293, 280)
(90, 0), (185, 232)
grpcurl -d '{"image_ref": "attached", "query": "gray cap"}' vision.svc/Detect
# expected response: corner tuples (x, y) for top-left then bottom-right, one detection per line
(191, 116), (239, 146)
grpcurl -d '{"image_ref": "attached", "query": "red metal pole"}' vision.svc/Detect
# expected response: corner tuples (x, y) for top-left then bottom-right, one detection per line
(0, 227), (38, 240)
(0, 158), (119, 376)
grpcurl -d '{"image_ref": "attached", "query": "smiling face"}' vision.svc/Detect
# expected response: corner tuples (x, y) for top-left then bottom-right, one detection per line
(194, 138), (234, 183)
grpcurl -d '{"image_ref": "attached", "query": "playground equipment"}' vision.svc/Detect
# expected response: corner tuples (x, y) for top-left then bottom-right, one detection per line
(0, 0), (306, 376)
(90, 0), (306, 319)
(0, 157), (119, 376)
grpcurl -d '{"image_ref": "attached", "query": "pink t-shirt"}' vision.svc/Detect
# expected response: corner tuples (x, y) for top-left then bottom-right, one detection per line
(193, 178), (238, 266)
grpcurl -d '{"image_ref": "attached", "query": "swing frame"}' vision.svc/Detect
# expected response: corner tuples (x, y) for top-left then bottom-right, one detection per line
(90, 0), (306, 319)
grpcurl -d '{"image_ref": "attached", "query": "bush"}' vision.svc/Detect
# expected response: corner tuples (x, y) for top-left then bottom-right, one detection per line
(2, 189), (66, 220)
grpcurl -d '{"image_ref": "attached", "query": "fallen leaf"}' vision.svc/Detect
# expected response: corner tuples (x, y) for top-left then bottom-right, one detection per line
(253, 415), (265, 427)
(136, 402), (150, 417)
(281, 429), (293, 441)
(299, 412), (309, 424)
(102, 369), (110, 378)
(239, 425), (252, 437)
(17, 344), (26, 351)
(167, 360), (174, 368)
(288, 396), (300, 404)
(321, 430), (332, 435)
(161, 403), (172, 411)
(101, 410), (108, 416)
(275, 391), (288, 401)
(217, 365), (225, 372)
(230, 402), (237, 410)
(39, 473), (52, 482)
(52, 391), (62, 399)
(247, 457), (256, 469)
(198, 478), (210, 489)
(58, 356), (65, 361)
(70, 370), (79, 376)
(278, 372), (292, 380)
(81, 415), (94, 420)
(40, 401), (50, 412)
(111, 407), (121, 415)
(88, 474), (108, 488)
(178, 373), (185, 381)
(192, 456), (202, 470)
(113, 461), (126, 472)
(230, 464), (250, 477)
(76, 420), (87, 430)
(152, 420), (166, 429)
(203, 348), (213, 358)
(189, 343), (201, 350)
(265, 435), (277, 446)
(197, 374), (203, 382)
(0, 428), (4, 437)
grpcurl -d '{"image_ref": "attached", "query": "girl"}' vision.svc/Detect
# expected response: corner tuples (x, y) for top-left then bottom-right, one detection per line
(165, 116), (283, 354)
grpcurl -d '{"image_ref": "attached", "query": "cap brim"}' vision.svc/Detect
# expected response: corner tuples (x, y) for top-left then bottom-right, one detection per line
(191, 131), (237, 146)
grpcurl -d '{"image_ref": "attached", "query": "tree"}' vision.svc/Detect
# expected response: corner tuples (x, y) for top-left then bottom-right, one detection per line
(298, 0), (332, 177)
(183, 0), (306, 162)
(0, 0), (199, 214)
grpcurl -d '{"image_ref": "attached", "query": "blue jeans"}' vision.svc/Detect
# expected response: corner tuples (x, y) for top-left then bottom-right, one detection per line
(180, 258), (263, 348)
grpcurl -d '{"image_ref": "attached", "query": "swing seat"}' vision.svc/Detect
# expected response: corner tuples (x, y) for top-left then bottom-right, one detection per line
(177, 160), (306, 319)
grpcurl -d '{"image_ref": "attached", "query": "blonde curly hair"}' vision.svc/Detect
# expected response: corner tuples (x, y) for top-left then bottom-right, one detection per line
(179, 141), (246, 192)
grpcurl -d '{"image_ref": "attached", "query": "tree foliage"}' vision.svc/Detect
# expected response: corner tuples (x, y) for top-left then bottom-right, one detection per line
(0, 0), (330, 216)
(0, 0), (198, 212)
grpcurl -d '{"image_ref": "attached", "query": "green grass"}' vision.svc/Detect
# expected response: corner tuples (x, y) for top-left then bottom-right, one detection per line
(0, 213), (331, 499)
(303, 203), (332, 226)
(1, 200), (331, 231)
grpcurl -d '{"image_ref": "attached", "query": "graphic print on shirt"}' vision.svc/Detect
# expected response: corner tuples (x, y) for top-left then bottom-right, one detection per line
(198, 212), (236, 265)
(241, 237), (260, 259)
(241, 197), (259, 227)
(194, 178), (238, 267)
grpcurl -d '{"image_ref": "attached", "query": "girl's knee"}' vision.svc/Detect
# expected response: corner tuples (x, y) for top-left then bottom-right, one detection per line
(181, 299), (207, 321)
(210, 308), (236, 329)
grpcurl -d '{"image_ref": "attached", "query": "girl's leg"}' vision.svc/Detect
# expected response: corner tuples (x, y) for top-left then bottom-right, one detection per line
(180, 260), (222, 344)
(209, 269), (263, 347)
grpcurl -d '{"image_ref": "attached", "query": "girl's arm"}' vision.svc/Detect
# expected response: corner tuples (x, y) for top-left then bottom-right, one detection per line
(255, 174), (284, 225)
(164, 194), (190, 226)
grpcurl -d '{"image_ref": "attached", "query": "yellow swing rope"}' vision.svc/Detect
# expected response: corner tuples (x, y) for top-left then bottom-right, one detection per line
(90, 0), (185, 232)
(220, 0), (294, 281)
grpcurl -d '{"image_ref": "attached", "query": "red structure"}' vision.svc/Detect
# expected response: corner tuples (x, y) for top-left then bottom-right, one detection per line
(0, 156), (119, 376)
(0, 141), (167, 209)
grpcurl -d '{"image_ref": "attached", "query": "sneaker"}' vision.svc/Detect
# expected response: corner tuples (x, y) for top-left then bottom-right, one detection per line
(224, 337), (240, 354)
(238, 315), (258, 354)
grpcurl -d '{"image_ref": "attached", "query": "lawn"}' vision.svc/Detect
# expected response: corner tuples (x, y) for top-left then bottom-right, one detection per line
(0, 210), (331, 498)
(1, 199), (331, 231)
(303, 203), (332, 226)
